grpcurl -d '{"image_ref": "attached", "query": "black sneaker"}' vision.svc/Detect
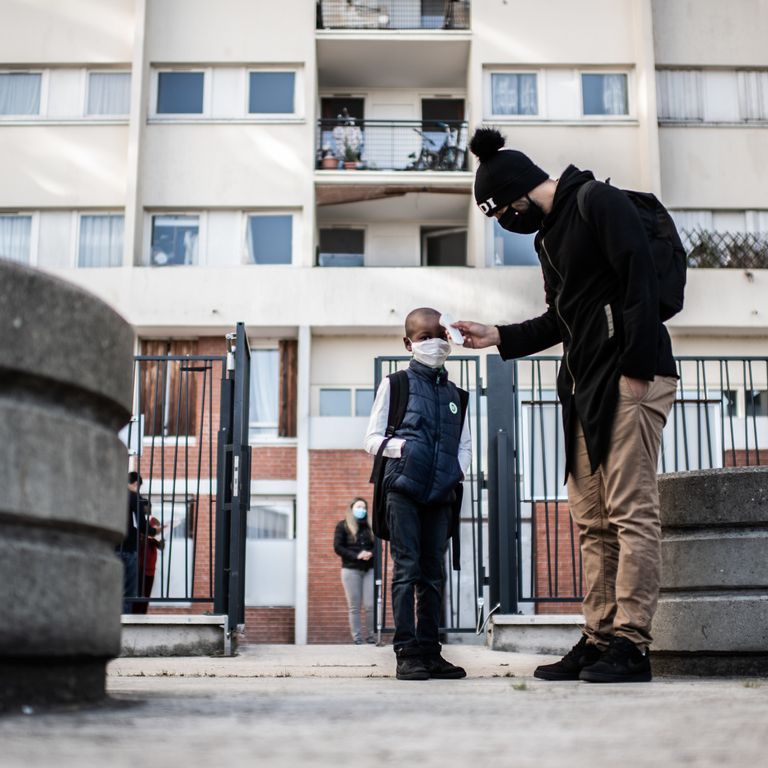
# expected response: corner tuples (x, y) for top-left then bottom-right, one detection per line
(396, 655), (430, 681)
(533, 635), (603, 681)
(579, 636), (652, 683)
(423, 654), (467, 679)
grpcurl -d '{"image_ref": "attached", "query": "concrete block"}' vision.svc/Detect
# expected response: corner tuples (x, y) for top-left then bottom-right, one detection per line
(489, 614), (584, 655)
(120, 616), (230, 657)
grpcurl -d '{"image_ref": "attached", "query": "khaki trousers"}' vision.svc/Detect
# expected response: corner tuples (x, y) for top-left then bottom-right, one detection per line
(567, 375), (677, 650)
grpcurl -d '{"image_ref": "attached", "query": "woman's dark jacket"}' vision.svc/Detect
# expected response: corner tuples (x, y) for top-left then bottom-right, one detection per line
(334, 520), (374, 571)
(497, 165), (676, 478)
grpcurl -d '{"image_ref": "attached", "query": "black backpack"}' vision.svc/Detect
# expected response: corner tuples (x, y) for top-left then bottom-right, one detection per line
(576, 179), (687, 321)
(368, 369), (468, 569)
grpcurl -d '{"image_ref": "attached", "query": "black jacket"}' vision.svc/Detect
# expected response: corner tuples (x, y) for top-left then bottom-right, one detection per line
(333, 520), (374, 571)
(119, 490), (156, 552)
(497, 165), (676, 477)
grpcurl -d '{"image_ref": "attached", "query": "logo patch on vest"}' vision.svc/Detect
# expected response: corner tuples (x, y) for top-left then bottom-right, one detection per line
(449, 401), (458, 415)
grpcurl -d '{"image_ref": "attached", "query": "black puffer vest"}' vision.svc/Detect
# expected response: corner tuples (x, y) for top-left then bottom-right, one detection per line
(384, 360), (463, 505)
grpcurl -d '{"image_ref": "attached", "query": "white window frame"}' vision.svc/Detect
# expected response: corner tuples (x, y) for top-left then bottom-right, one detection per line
(0, 211), (40, 266)
(247, 495), (296, 541)
(484, 69), (543, 121)
(0, 70), (48, 121)
(578, 70), (632, 121)
(245, 67), (303, 120)
(242, 211), (297, 266)
(143, 211), (205, 267)
(74, 210), (125, 268)
(82, 69), (132, 119)
(150, 68), (210, 119)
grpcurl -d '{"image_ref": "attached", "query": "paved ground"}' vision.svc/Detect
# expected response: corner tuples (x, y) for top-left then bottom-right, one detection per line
(2, 645), (767, 768)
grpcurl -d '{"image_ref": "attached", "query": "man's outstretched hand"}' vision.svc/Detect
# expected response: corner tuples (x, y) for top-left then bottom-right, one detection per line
(451, 321), (501, 350)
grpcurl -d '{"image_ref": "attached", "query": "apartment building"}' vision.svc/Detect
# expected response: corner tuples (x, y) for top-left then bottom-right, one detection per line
(1, 0), (766, 643)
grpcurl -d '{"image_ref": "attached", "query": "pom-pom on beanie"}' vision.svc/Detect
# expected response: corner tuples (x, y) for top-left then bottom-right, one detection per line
(470, 128), (548, 217)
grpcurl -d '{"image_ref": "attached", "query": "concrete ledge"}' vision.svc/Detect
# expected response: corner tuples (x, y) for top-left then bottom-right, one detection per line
(120, 615), (233, 657)
(489, 614), (584, 654)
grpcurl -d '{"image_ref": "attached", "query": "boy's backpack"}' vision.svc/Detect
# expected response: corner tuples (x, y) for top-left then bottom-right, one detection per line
(368, 369), (468, 570)
(576, 179), (687, 322)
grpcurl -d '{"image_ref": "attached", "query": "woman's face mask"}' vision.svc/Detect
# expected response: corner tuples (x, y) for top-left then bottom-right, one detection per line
(352, 505), (367, 520)
(497, 195), (544, 234)
(410, 338), (451, 368)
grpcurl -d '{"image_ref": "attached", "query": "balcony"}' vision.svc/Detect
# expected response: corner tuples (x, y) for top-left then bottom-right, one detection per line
(316, 118), (469, 172)
(683, 229), (768, 269)
(316, 0), (470, 30)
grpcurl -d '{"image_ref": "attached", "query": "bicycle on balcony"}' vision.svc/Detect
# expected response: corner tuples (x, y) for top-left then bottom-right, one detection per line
(406, 121), (467, 171)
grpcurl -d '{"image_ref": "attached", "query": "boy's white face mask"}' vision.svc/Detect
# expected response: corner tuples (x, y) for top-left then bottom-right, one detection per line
(410, 338), (451, 368)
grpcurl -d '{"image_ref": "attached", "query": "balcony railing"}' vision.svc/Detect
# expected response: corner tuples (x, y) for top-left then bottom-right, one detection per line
(682, 228), (768, 269)
(317, 118), (469, 172)
(316, 0), (470, 30)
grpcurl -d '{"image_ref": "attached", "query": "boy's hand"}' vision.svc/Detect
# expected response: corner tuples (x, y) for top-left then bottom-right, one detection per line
(451, 321), (500, 350)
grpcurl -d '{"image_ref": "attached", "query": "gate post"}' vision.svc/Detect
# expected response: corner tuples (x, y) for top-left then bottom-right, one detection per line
(486, 355), (519, 614)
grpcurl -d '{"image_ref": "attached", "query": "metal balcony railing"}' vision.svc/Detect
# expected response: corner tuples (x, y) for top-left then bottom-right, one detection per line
(317, 118), (469, 172)
(316, 0), (470, 30)
(682, 228), (768, 269)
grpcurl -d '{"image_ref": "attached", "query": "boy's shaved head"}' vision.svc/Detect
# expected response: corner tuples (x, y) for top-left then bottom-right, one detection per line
(405, 307), (440, 338)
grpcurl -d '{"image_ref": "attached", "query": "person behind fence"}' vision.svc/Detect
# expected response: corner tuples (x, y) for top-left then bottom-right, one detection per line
(132, 512), (164, 615)
(333, 497), (376, 645)
(117, 471), (157, 614)
(365, 307), (471, 681)
(453, 129), (680, 684)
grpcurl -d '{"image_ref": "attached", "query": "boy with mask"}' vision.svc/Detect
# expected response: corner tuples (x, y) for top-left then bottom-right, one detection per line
(364, 307), (472, 680)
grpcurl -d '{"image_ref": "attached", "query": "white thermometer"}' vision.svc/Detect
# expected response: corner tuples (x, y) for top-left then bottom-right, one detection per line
(439, 313), (465, 346)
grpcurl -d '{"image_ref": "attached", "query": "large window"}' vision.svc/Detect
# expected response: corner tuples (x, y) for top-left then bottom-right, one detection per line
(491, 73), (538, 117)
(318, 228), (364, 267)
(150, 215), (199, 266)
(318, 387), (374, 417)
(87, 72), (131, 116)
(248, 72), (295, 114)
(78, 214), (124, 267)
(157, 71), (204, 114)
(246, 215), (292, 264)
(250, 348), (280, 438)
(421, 227), (467, 266)
(247, 498), (295, 540)
(0, 215), (32, 263)
(0, 72), (41, 115)
(491, 219), (538, 266)
(581, 73), (628, 116)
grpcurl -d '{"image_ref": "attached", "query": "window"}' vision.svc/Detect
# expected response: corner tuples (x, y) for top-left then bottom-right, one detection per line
(491, 219), (538, 266)
(250, 348), (279, 438)
(656, 70), (703, 122)
(582, 73), (628, 116)
(248, 72), (295, 114)
(0, 215), (32, 263)
(247, 498), (295, 540)
(320, 388), (351, 416)
(0, 72), (41, 115)
(422, 227), (467, 266)
(722, 390), (738, 419)
(746, 390), (768, 418)
(150, 215), (199, 266)
(246, 215), (292, 264)
(87, 72), (131, 116)
(491, 73), (538, 116)
(355, 389), (374, 417)
(318, 228), (364, 267)
(157, 71), (204, 114)
(78, 214), (124, 267)
(738, 71), (768, 121)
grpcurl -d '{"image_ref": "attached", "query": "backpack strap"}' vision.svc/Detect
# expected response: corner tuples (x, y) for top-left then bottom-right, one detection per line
(576, 179), (598, 223)
(386, 369), (409, 436)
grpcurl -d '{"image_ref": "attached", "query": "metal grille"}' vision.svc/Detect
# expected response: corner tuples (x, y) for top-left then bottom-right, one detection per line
(317, 1), (470, 30)
(682, 228), (768, 269)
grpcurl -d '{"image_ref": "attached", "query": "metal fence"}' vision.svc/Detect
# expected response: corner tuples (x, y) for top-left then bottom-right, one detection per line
(317, 119), (469, 172)
(487, 355), (768, 615)
(317, 0), (470, 30)
(681, 228), (768, 269)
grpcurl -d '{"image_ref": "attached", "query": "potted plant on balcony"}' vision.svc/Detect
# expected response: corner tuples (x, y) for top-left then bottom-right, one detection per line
(320, 145), (338, 170)
(332, 109), (362, 170)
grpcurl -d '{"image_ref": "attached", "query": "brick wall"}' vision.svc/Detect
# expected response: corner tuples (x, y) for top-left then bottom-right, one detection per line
(252, 446), (296, 479)
(243, 607), (295, 643)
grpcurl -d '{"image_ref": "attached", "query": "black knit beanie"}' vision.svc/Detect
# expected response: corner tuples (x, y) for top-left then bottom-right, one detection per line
(470, 128), (548, 216)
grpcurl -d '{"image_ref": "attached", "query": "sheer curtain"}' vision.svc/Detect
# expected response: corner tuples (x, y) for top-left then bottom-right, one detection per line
(0, 73), (41, 115)
(78, 214), (124, 267)
(738, 71), (768, 121)
(0, 215), (32, 263)
(657, 70), (703, 121)
(249, 349), (279, 437)
(601, 74), (628, 115)
(492, 73), (538, 115)
(87, 72), (131, 115)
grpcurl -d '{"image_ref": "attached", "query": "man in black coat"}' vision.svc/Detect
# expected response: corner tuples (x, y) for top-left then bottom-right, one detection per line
(455, 129), (678, 683)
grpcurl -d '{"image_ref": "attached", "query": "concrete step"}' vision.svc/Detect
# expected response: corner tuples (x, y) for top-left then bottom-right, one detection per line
(489, 614), (584, 654)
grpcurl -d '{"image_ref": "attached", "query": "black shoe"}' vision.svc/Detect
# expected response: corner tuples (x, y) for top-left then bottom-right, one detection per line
(579, 636), (652, 683)
(533, 635), (603, 681)
(396, 655), (430, 681)
(423, 654), (467, 679)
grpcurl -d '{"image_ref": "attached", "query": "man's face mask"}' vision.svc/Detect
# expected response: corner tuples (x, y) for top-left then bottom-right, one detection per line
(497, 195), (544, 234)
(410, 338), (451, 369)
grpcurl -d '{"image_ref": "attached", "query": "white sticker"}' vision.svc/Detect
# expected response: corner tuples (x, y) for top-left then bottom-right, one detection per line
(449, 402), (458, 415)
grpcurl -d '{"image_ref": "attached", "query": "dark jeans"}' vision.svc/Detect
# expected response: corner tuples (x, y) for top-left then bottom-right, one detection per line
(387, 491), (450, 656)
(118, 550), (138, 614)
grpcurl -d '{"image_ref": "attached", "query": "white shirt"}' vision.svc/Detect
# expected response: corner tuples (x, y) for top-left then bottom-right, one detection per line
(363, 375), (473, 477)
